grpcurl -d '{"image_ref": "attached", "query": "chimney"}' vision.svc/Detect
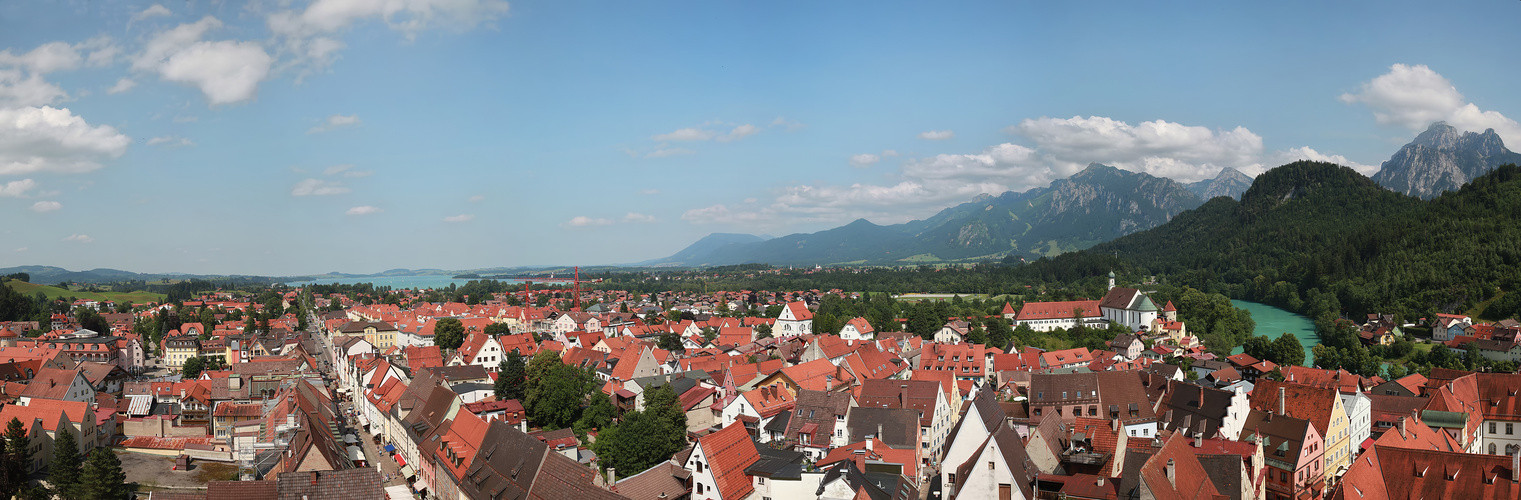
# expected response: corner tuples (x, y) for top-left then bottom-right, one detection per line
(1278, 386), (1286, 415)
(1195, 433), (1203, 448)
(1513, 453), (1519, 484)
(878, 423), (883, 440)
(607, 468), (616, 488)
(1165, 458), (1175, 487)
(866, 438), (873, 451)
(1399, 417), (1406, 438)
(900, 384), (909, 408)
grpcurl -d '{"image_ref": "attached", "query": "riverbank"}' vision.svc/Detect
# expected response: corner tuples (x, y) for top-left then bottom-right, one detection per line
(1230, 300), (1319, 366)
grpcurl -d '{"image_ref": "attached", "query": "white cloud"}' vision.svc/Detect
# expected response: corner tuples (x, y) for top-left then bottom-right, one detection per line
(443, 214), (474, 222)
(849, 154), (880, 168)
(147, 135), (193, 147)
(652, 128), (713, 142)
(29, 201), (61, 212)
(346, 205), (381, 215)
(467, 195), (485, 202)
(918, 130), (955, 140)
(770, 116), (805, 131)
(1341, 63), (1521, 147)
(882, 149), (899, 157)
(654, 123), (760, 143)
(0, 42), (81, 74)
(646, 148), (694, 159)
(0, 179), (36, 197)
(681, 204), (779, 225)
(134, 17), (273, 105)
(106, 78), (136, 95)
(0, 70), (68, 107)
(0, 106), (131, 175)
(290, 178), (349, 196)
(1272, 146), (1379, 176)
(309, 114), (361, 134)
(716, 124), (759, 143)
(131, 4), (173, 24)
(1011, 116), (1265, 183)
(13, 247), (24, 252)
(566, 216), (612, 227)
(266, 0), (509, 76)
(62, 233), (92, 243)
(623, 212), (656, 223)
(323, 164), (372, 177)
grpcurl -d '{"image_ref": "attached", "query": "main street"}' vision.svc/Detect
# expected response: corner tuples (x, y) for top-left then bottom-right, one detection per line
(305, 308), (409, 491)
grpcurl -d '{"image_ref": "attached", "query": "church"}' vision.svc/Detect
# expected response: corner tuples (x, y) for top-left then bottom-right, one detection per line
(1098, 272), (1160, 332)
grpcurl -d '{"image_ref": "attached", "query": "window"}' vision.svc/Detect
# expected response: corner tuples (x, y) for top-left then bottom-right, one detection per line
(757, 478), (765, 485)
(1510, 423), (1515, 435)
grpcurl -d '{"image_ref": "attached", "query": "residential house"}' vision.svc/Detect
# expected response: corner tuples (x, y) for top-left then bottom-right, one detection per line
(784, 389), (856, 460)
(774, 301), (813, 338)
(857, 379), (953, 466)
(1098, 286), (1160, 332)
(1250, 380), (1353, 482)
(684, 423), (762, 500)
(946, 425), (1038, 500)
(1239, 409), (1325, 500)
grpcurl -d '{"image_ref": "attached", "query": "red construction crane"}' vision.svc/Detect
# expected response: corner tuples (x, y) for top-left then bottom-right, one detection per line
(513, 266), (601, 311)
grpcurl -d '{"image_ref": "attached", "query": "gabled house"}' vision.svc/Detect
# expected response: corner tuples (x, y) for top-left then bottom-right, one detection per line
(685, 423), (762, 500)
(946, 425), (1037, 500)
(774, 301), (813, 338)
(940, 387), (1011, 500)
(784, 389), (857, 460)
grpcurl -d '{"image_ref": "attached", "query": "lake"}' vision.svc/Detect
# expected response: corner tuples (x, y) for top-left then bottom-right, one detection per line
(284, 276), (528, 290)
(1230, 300), (1319, 366)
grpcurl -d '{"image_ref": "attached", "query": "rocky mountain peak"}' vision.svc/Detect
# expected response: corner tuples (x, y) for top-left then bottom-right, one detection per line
(1372, 121), (1521, 199)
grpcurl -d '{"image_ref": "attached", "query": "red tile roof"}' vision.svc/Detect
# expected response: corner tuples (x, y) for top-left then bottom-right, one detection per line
(1016, 300), (1101, 321)
(697, 424), (760, 500)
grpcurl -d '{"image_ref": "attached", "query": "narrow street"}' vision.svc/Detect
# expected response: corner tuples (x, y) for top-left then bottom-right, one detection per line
(308, 310), (409, 491)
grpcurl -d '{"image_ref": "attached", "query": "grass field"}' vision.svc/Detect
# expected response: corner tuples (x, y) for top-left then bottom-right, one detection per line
(4, 279), (165, 303)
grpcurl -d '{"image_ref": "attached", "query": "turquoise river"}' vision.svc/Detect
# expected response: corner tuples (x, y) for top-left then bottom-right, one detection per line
(1229, 300), (1319, 366)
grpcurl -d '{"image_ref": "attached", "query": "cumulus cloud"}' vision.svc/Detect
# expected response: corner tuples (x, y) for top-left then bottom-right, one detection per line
(133, 17), (273, 105)
(131, 4), (173, 24)
(0, 71), (68, 107)
(0, 106), (131, 175)
(653, 123), (760, 143)
(681, 204), (778, 225)
(716, 124), (759, 142)
(323, 164), (372, 177)
(443, 214), (474, 222)
(290, 178), (349, 196)
(646, 148), (694, 159)
(0, 179), (36, 197)
(147, 135), (193, 147)
(266, 0), (509, 76)
(1010, 116), (1264, 183)
(62, 234), (92, 243)
(29, 201), (61, 212)
(565, 216), (612, 227)
(346, 205), (381, 215)
(623, 212), (656, 223)
(849, 154), (880, 168)
(0, 42), (82, 74)
(309, 114), (361, 134)
(1272, 146), (1380, 176)
(1341, 63), (1521, 147)
(771, 116), (805, 131)
(918, 130), (954, 140)
(106, 78), (136, 95)
(652, 128), (713, 142)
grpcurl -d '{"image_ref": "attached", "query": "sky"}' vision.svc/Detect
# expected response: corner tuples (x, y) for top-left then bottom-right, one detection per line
(3, 1), (1521, 276)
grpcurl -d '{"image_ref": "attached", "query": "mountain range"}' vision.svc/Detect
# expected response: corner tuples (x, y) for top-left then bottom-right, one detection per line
(645, 163), (1212, 266)
(653, 121), (1521, 267)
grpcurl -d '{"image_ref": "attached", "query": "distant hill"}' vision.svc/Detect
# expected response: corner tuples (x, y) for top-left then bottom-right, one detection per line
(1185, 167), (1255, 200)
(637, 233), (771, 267)
(649, 164), (1206, 266)
(1041, 161), (1521, 319)
(1372, 121), (1521, 199)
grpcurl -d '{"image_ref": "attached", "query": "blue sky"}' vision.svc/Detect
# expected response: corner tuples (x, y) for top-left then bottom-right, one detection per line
(2, 0), (1519, 276)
